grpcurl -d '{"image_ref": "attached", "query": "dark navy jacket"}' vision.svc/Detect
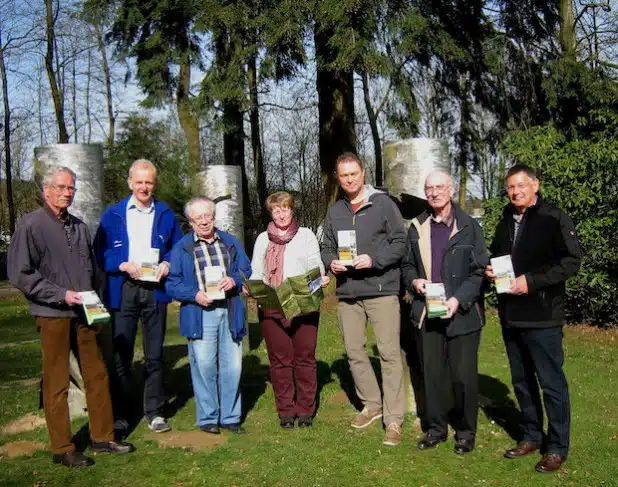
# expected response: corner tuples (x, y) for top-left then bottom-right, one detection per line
(94, 196), (183, 310)
(165, 230), (251, 341)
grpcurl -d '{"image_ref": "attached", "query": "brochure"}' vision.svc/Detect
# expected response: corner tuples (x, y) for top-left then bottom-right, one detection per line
(79, 291), (111, 326)
(244, 267), (324, 321)
(204, 266), (226, 300)
(491, 255), (515, 294)
(337, 230), (357, 266)
(425, 283), (448, 319)
(139, 248), (160, 282)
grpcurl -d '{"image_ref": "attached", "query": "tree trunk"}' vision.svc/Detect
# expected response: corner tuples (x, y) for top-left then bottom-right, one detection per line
(93, 21), (115, 146)
(560, 0), (576, 58)
(0, 34), (15, 234)
(176, 60), (202, 195)
(247, 49), (268, 225)
(315, 23), (356, 206)
(85, 47), (92, 143)
(44, 0), (69, 143)
(361, 70), (383, 187)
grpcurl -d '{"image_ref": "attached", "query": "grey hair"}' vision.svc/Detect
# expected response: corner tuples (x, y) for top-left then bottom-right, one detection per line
(42, 166), (77, 186)
(128, 159), (157, 179)
(425, 170), (453, 186)
(184, 196), (216, 220)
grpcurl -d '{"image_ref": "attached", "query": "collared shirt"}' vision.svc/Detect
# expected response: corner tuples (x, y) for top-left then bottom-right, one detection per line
(43, 204), (73, 252)
(192, 232), (231, 292)
(429, 206), (455, 284)
(126, 195), (155, 265)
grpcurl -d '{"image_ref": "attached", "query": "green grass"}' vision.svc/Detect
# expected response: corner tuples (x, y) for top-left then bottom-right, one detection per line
(0, 293), (617, 486)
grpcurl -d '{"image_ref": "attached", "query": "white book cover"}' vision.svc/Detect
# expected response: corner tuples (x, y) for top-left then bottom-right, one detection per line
(491, 255), (515, 294)
(337, 230), (357, 266)
(425, 283), (448, 318)
(204, 266), (226, 300)
(79, 291), (110, 326)
(139, 248), (160, 282)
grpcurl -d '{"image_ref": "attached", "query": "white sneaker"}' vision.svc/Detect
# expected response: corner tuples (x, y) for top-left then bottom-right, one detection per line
(148, 416), (171, 433)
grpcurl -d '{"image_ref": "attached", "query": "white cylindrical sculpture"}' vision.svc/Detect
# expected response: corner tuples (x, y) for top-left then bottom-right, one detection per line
(383, 138), (451, 419)
(383, 138), (451, 202)
(33, 144), (106, 419)
(34, 144), (104, 235)
(198, 166), (244, 245)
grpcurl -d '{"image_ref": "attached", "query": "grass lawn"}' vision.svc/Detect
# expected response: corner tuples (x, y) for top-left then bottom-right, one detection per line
(0, 291), (617, 486)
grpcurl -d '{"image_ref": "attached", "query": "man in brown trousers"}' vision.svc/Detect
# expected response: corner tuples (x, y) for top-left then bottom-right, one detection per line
(8, 166), (134, 467)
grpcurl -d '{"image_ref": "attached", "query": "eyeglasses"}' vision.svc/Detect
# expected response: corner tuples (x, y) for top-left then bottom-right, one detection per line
(190, 214), (215, 224)
(505, 182), (530, 192)
(51, 184), (77, 194)
(424, 185), (449, 195)
(271, 207), (292, 216)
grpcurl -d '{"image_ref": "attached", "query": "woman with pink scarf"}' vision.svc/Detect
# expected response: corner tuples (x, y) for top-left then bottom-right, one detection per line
(250, 191), (328, 428)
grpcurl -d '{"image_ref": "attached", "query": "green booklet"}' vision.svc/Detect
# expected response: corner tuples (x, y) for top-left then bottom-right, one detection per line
(244, 267), (324, 321)
(78, 291), (111, 326)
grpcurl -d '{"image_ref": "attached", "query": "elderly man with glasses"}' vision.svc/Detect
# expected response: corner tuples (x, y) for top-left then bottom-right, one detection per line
(166, 197), (251, 435)
(402, 170), (489, 455)
(8, 166), (134, 467)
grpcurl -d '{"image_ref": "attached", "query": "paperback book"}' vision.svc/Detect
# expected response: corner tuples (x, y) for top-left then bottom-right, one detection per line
(425, 283), (448, 319)
(139, 248), (160, 282)
(204, 266), (226, 300)
(244, 267), (324, 321)
(79, 291), (110, 326)
(491, 255), (515, 294)
(337, 230), (357, 266)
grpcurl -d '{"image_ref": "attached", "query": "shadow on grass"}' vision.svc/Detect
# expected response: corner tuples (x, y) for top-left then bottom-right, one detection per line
(331, 353), (382, 412)
(240, 354), (269, 421)
(247, 320), (262, 351)
(478, 373), (521, 441)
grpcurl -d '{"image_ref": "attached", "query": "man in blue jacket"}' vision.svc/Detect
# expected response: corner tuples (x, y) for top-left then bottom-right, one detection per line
(94, 159), (182, 435)
(166, 196), (251, 435)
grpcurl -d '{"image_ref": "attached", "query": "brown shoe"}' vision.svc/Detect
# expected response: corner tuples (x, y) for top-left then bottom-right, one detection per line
(351, 407), (382, 429)
(383, 423), (402, 446)
(535, 453), (565, 473)
(504, 441), (539, 458)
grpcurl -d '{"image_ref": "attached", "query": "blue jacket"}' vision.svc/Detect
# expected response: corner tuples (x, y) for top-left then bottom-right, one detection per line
(94, 196), (183, 310)
(165, 230), (251, 341)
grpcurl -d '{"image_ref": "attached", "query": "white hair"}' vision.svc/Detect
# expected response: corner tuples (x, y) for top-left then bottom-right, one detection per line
(128, 159), (157, 179)
(425, 170), (453, 187)
(42, 166), (77, 186)
(184, 196), (216, 220)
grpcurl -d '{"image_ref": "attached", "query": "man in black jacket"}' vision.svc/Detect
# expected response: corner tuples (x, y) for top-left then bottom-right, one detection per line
(486, 164), (581, 473)
(402, 170), (489, 455)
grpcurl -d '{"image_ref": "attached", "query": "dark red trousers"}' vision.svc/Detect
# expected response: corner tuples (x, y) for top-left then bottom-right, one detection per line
(260, 310), (319, 418)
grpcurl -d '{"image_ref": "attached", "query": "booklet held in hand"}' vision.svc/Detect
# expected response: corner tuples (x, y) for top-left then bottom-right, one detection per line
(491, 255), (515, 294)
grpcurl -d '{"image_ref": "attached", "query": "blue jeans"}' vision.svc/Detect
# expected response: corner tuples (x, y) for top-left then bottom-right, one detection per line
(188, 307), (242, 427)
(502, 326), (570, 457)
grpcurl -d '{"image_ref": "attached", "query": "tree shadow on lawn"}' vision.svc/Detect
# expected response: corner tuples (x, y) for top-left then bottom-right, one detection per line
(478, 373), (521, 441)
(240, 354), (269, 421)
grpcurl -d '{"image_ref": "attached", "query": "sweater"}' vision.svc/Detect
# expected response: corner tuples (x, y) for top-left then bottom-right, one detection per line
(250, 227), (325, 282)
(8, 206), (99, 318)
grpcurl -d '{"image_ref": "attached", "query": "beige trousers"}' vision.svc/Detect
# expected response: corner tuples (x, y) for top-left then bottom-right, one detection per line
(337, 296), (404, 426)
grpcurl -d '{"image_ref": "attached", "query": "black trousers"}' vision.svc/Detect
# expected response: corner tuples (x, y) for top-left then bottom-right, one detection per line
(420, 320), (481, 442)
(502, 326), (570, 458)
(110, 280), (167, 421)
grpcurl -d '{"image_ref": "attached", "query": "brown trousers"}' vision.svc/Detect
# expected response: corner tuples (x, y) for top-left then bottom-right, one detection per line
(37, 317), (114, 454)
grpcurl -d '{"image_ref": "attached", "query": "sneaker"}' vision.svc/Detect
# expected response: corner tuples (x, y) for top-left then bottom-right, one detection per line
(148, 416), (171, 433)
(351, 407), (383, 429)
(383, 423), (402, 446)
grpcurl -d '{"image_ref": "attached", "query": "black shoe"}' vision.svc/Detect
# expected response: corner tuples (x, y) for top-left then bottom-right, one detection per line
(454, 438), (475, 455)
(200, 424), (221, 435)
(280, 416), (295, 429)
(91, 440), (135, 454)
(220, 423), (247, 434)
(417, 434), (447, 450)
(298, 416), (313, 427)
(52, 450), (95, 467)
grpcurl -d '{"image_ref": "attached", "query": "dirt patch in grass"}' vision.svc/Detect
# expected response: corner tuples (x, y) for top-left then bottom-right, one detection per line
(328, 391), (352, 406)
(0, 440), (46, 457)
(145, 430), (228, 452)
(1, 412), (46, 435)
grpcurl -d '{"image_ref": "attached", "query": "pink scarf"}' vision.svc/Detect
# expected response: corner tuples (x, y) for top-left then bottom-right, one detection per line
(264, 219), (300, 287)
